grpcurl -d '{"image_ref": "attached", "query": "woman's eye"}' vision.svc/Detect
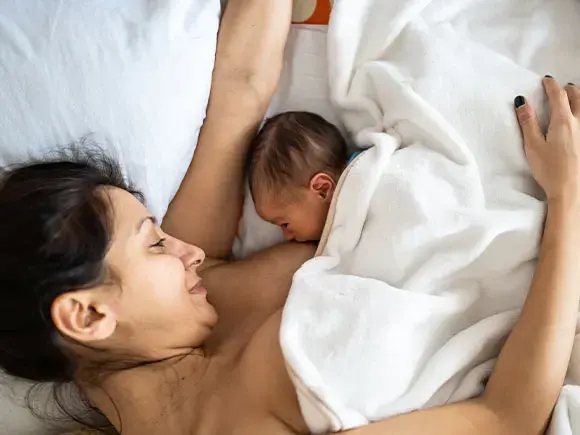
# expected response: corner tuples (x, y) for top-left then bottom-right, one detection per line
(151, 238), (166, 249)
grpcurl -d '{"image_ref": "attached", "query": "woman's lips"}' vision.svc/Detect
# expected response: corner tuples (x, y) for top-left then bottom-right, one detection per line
(189, 281), (207, 295)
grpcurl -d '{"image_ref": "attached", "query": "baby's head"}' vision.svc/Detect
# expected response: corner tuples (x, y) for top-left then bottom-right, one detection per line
(249, 111), (348, 242)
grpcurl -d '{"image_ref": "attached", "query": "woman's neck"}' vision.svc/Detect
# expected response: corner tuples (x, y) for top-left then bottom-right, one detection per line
(82, 351), (217, 434)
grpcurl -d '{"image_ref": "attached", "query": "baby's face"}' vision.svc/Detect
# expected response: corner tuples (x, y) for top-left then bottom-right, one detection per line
(255, 188), (330, 242)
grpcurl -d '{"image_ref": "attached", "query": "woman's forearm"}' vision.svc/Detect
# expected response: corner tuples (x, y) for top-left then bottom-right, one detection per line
(163, 0), (292, 258)
(484, 198), (580, 434)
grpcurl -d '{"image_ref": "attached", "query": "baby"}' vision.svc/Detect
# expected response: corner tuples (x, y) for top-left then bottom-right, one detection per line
(249, 111), (359, 242)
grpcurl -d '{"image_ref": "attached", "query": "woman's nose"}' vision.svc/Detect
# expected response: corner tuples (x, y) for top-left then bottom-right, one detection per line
(182, 245), (205, 269)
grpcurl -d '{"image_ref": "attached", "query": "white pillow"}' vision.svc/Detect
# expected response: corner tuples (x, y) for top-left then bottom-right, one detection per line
(0, 0), (220, 219)
(0, 1), (220, 433)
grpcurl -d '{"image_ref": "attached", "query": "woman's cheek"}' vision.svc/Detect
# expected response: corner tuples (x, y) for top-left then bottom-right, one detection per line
(149, 256), (186, 297)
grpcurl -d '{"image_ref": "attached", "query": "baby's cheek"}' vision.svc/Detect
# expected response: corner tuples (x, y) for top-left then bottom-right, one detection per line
(319, 202), (332, 224)
(309, 206), (329, 239)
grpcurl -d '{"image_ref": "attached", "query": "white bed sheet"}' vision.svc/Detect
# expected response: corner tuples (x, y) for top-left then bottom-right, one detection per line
(0, 0), (219, 220)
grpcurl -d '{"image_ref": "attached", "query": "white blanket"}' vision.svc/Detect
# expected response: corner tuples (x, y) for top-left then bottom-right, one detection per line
(280, 0), (580, 433)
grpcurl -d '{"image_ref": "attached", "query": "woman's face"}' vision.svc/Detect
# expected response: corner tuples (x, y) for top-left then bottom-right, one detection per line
(52, 188), (218, 360)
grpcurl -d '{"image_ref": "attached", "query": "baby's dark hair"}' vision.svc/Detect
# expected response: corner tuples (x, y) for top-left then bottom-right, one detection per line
(249, 111), (348, 200)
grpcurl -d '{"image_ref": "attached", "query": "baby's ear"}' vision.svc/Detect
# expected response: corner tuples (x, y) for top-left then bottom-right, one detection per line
(310, 173), (336, 202)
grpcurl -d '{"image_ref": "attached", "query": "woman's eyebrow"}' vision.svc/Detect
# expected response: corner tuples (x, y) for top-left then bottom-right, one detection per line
(136, 216), (157, 234)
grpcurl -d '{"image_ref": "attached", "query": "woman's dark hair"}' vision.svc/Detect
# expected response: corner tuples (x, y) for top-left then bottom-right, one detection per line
(0, 147), (141, 431)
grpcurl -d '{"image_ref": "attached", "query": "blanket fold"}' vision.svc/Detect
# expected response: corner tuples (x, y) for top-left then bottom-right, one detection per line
(280, 0), (580, 433)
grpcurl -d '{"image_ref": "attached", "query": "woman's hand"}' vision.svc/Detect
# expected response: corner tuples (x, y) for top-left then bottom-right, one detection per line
(515, 77), (580, 203)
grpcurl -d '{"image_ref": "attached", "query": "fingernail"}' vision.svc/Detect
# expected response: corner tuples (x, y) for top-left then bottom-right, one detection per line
(514, 96), (526, 108)
(545, 74), (553, 78)
(568, 82), (575, 86)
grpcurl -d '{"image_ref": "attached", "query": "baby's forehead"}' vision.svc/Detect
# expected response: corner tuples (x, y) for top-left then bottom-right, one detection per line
(254, 190), (286, 212)
(254, 189), (300, 217)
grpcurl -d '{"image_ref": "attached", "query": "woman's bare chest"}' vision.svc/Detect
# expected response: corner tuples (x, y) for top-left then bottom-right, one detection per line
(202, 312), (308, 435)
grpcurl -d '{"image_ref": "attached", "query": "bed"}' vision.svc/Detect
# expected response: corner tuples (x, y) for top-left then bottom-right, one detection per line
(2, 0), (580, 434)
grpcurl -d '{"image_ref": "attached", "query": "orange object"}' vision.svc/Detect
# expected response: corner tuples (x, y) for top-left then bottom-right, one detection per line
(293, 0), (332, 25)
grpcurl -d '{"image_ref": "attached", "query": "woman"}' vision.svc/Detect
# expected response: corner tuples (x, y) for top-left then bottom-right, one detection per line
(0, 1), (579, 434)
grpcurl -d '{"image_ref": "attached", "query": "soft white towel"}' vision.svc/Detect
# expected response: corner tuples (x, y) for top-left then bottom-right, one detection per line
(280, 0), (580, 433)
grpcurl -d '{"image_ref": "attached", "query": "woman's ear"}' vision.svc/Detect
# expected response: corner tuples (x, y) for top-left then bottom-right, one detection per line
(51, 289), (117, 343)
(309, 173), (336, 203)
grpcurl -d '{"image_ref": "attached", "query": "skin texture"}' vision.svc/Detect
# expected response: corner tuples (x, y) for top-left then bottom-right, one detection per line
(49, 0), (580, 433)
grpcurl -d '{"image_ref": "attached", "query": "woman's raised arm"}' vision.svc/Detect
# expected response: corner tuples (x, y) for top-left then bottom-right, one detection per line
(162, 0), (292, 259)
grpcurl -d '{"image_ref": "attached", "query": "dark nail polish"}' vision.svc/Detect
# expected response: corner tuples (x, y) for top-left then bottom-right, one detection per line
(568, 82), (575, 86)
(545, 74), (553, 78)
(514, 96), (526, 108)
